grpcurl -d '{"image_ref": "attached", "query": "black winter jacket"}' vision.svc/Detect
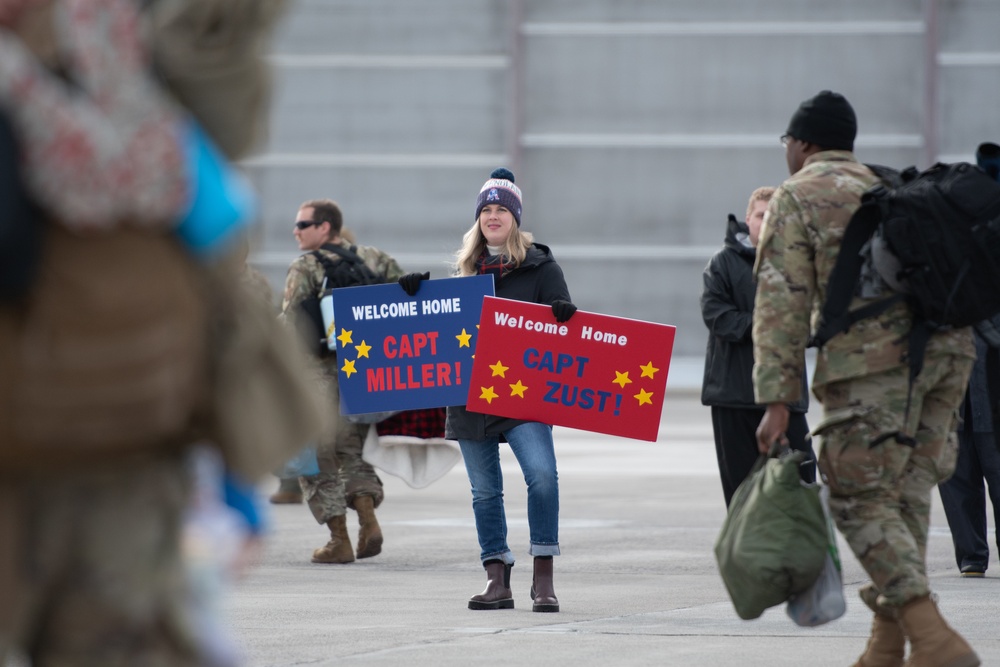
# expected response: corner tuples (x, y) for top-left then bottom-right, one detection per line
(700, 215), (808, 412)
(962, 316), (1000, 433)
(446, 243), (571, 440)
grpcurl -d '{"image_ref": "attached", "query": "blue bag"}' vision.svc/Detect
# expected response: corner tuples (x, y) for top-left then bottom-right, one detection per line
(175, 119), (257, 257)
(280, 445), (320, 478)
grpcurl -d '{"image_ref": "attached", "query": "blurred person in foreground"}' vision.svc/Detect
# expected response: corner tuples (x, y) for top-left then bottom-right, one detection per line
(700, 186), (814, 508)
(0, 0), (309, 665)
(753, 90), (978, 667)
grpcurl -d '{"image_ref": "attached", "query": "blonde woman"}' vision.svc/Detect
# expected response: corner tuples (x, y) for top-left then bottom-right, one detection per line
(423, 167), (576, 612)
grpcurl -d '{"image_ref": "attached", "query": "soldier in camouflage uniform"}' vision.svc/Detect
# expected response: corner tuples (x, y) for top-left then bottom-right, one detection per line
(752, 92), (979, 667)
(280, 198), (405, 563)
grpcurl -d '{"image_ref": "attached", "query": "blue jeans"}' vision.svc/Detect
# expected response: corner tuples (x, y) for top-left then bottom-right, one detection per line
(458, 422), (560, 565)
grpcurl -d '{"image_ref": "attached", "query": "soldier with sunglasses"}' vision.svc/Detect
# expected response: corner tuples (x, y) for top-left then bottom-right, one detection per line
(280, 198), (405, 563)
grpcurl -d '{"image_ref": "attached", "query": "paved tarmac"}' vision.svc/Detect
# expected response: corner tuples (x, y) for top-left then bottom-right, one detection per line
(225, 391), (999, 667)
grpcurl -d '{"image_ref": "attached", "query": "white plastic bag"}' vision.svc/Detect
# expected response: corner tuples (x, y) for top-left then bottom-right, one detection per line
(786, 486), (847, 627)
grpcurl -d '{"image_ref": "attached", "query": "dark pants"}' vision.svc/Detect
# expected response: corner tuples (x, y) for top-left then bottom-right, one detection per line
(938, 430), (1000, 571)
(711, 406), (815, 507)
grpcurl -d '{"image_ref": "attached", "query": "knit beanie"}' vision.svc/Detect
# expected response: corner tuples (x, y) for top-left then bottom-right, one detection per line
(785, 90), (857, 151)
(976, 142), (1000, 181)
(475, 167), (523, 227)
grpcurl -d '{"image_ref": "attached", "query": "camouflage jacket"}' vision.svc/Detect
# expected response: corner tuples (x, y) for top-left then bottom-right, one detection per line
(752, 151), (974, 404)
(280, 238), (405, 368)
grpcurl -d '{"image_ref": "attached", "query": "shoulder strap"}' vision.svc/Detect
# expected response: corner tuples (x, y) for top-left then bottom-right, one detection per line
(322, 242), (389, 282)
(309, 249), (338, 279)
(320, 242), (365, 265)
(809, 191), (903, 347)
(312, 244), (385, 285)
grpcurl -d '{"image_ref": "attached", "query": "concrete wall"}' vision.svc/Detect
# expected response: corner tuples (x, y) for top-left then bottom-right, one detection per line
(246, 0), (1000, 375)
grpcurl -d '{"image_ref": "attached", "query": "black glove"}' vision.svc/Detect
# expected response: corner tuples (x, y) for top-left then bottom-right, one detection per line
(551, 299), (577, 323)
(398, 271), (429, 296)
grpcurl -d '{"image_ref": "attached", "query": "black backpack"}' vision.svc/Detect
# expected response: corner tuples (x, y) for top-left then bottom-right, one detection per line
(297, 243), (385, 356)
(811, 161), (1000, 439)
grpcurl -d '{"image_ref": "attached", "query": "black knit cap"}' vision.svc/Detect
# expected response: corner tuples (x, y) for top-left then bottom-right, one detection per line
(976, 142), (1000, 181)
(785, 90), (857, 151)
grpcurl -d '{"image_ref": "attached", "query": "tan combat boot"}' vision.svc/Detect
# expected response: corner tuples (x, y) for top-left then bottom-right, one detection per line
(897, 595), (980, 667)
(354, 495), (383, 559)
(852, 583), (904, 667)
(854, 615), (905, 667)
(311, 514), (355, 564)
(468, 560), (513, 610)
(269, 477), (303, 504)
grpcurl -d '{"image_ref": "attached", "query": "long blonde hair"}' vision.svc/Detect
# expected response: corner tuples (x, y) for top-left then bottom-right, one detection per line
(454, 220), (535, 276)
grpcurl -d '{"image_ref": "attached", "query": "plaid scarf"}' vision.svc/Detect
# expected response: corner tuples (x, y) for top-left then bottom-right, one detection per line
(376, 408), (446, 439)
(476, 249), (511, 283)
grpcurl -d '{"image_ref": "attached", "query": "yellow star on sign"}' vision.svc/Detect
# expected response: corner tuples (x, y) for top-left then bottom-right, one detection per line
(342, 358), (357, 378)
(489, 360), (509, 378)
(639, 361), (659, 379)
(634, 388), (654, 406)
(456, 328), (473, 348)
(613, 371), (632, 388)
(479, 386), (498, 404)
(337, 328), (353, 347)
(509, 380), (528, 398)
(355, 340), (372, 359)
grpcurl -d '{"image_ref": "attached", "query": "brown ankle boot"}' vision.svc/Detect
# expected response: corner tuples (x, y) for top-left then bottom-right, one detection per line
(468, 560), (513, 610)
(530, 556), (559, 612)
(269, 477), (303, 504)
(852, 583), (904, 667)
(898, 595), (979, 667)
(354, 495), (383, 559)
(311, 514), (355, 564)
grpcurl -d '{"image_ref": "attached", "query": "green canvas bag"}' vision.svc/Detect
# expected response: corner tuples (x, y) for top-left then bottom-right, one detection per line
(714, 449), (828, 620)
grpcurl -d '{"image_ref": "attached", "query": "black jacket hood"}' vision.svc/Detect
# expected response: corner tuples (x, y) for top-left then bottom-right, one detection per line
(724, 214), (756, 261)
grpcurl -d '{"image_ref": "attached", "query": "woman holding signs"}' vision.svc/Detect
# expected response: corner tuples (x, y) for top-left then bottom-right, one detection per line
(398, 168), (577, 612)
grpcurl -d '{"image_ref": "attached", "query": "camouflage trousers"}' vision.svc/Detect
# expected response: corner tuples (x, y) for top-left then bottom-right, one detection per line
(300, 370), (383, 524)
(813, 352), (974, 608)
(0, 457), (205, 667)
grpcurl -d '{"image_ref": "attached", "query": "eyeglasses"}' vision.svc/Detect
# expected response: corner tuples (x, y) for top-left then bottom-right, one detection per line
(780, 134), (792, 147)
(294, 220), (321, 230)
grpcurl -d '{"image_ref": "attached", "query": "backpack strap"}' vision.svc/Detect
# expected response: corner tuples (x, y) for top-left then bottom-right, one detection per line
(320, 242), (366, 266)
(809, 191), (904, 347)
(309, 249), (337, 289)
(318, 243), (387, 281)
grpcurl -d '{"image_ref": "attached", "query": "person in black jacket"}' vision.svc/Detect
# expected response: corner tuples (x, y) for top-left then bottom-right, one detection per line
(700, 187), (815, 507)
(399, 167), (576, 613)
(938, 148), (1000, 579)
(938, 322), (1000, 577)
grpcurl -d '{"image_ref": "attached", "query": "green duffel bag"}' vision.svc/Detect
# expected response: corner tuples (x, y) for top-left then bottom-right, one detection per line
(714, 449), (828, 620)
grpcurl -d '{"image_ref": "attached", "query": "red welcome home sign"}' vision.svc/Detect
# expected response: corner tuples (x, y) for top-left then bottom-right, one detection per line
(467, 297), (676, 442)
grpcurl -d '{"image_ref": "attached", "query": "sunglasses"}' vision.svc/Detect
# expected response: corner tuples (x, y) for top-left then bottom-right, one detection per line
(294, 220), (322, 230)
